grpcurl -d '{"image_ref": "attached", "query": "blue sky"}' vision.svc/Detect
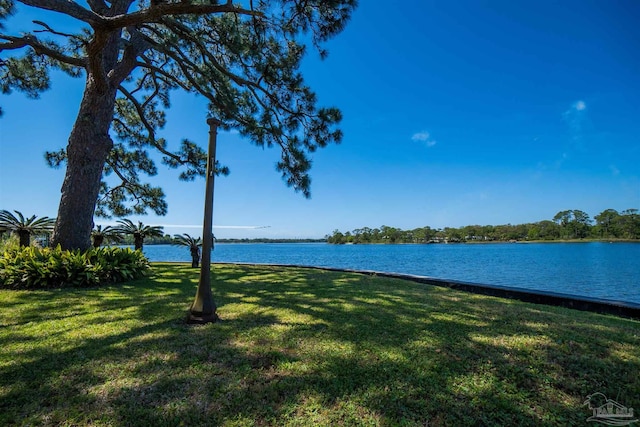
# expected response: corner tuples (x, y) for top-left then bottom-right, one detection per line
(1, 1), (639, 239)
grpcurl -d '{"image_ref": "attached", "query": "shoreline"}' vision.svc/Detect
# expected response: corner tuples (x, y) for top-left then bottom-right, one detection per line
(326, 238), (640, 245)
(210, 262), (640, 320)
(138, 238), (640, 246)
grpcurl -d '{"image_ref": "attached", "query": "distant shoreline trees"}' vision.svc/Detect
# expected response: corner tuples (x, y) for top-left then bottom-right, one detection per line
(326, 209), (640, 244)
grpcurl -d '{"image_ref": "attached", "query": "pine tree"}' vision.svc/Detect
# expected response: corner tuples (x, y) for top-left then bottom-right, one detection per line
(1, 0), (356, 250)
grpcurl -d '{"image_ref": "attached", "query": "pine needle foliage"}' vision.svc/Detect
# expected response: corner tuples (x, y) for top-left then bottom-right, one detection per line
(0, 0), (357, 250)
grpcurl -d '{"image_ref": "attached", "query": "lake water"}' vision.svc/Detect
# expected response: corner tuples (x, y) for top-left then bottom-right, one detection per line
(140, 242), (640, 304)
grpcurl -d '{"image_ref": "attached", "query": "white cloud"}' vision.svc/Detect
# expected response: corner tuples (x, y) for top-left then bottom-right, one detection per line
(610, 165), (621, 176)
(564, 99), (587, 118)
(563, 100), (588, 142)
(411, 131), (430, 142)
(411, 131), (437, 147)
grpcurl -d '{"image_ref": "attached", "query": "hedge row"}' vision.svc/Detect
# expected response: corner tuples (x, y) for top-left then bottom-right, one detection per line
(0, 246), (150, 289)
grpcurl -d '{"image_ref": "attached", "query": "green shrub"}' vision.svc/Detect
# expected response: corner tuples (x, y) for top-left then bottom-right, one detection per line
(0, 233), (19, 252)
(0, 245), (150, 289)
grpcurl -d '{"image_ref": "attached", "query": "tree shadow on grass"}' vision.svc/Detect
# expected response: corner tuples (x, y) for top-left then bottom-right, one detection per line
(208, 264), (640, 425)
(0, 263), (638, 426)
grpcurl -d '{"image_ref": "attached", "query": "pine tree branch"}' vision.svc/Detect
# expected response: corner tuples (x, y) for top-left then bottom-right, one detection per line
(135, 58), (191, 91)
(0, 33), (86, 67)
(32, 20), (81, 40)
(101, 159), (153, 211)
(141, 24), (302, 156)
(108, 26), (147, 85)
(85, 29), (111, 92)
(140, 75), (160, 110)
(117, 84), (158, 140)
(161, 17), (272, 93)
(161, 18), (314, 125)
(86, 0), (108, 15)
(138, 32), (225, 111)
(103, 2), (262, 30)
(117, 83), (197, 168)
(128, 70), (151, 96)
(16, 0), (106, 26)
(157, 19), (299, 134)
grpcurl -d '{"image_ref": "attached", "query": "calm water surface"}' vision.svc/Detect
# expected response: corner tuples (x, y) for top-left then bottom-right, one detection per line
(141, 242), (640, 304)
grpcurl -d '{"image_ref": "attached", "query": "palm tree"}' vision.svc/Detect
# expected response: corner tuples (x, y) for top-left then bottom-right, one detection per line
(173, 234), (202, 267)
(0, 210), (56, 247)
(91, 225), (123, 248)
(113, 219), (164, 251)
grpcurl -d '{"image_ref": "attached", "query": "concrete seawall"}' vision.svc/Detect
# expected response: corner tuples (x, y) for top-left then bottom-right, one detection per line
(222, 262), (640, 320)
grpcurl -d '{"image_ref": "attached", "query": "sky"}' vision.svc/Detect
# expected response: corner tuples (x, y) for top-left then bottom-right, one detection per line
(1, 1), (639, 239)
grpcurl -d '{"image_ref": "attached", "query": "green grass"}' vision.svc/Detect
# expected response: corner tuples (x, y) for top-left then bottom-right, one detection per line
(1, 263), (638, 426)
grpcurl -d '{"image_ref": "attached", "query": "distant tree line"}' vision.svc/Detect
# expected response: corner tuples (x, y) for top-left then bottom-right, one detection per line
(326, 209), (640, 244)
(119, 234), (175, 246)
(216, 238), (326, 244)
(120, 237), (326, 245)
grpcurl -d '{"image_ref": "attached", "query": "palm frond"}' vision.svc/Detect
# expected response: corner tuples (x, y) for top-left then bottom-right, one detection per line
(92, 225), (124, 242)
(172, 233), (202, 248)
(0, 210), (55, 233)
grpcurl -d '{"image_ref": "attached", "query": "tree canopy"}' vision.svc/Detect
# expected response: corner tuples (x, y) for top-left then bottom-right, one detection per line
(327, 208), (640, 244)
(1, 0), (356, 250)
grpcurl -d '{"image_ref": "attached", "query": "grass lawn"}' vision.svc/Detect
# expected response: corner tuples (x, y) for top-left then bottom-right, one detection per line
(1, 263), (638, 426)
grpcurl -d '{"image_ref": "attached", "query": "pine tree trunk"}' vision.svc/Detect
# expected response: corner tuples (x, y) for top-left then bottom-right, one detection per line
(51, 76), (117, 251)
